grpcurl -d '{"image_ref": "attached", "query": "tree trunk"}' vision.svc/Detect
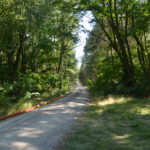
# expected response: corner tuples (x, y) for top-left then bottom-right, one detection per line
(13, 29), (25, 82)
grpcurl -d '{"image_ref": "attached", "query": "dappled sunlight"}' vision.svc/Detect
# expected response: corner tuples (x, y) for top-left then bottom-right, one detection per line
(0, 84), (90, 150)
(19, 128), (44, 138)
(75, 96), (88, 100)
(62, 94), (150, 150)
(113, 134), (131, 144)
(38, 121), (47, 124)
(12, 142), (33, 149)
(7, 102), (34, 115)
(42, 108), (75, 115)
(97, 96), (129, 107)
(139, 107), (150, 115)
(68, 102), (86, 107)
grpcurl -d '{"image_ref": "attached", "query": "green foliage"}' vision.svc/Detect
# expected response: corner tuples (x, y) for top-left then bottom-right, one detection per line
(0, 94), (11, 115)
(0, 0), (78, 106)
(0, 94), (10, 108)
(80, 0), (150, 96)
(0, 0), (79, 118)
(23, 91), (40, 100)
(12, 73), (43, 96)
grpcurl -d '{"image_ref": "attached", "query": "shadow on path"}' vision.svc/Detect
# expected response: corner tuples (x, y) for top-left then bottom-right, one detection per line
(0, 83), (90, 150)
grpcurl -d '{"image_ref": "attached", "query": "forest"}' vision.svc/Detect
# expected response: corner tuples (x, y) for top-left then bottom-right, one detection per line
(1, 0), (150, 150)
(0, 0), (150, 115)
(0, 0), (80, 115)
(80, 0), (150, 97)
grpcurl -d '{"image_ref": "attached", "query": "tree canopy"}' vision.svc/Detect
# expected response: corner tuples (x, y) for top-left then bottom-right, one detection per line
(0, 0), (80, 102)
(0, 0), (150, 105)
(80, 0), (150, 96)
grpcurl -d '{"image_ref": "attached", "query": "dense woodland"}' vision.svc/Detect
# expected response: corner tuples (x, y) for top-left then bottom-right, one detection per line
(1, 1), (150, 149)
(0, 0), (80, 106)
(0, 0), (150, 115)
(80, 0), (150, 96)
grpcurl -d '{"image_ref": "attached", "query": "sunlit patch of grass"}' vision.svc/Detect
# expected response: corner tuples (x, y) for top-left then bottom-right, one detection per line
(138, 105), (150, 115)
(97, 96), (128, 106)
(6, 101), (34, 115)
(113, 134), (131, 144)
(61, 95), (150, 150)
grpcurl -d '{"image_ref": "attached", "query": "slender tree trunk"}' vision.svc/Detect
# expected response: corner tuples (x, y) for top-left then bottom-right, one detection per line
(57, 41), (65, 89)
(21, 46), (26, 74)
(7, 52), (14, 83)
(13, 29), (25, 82)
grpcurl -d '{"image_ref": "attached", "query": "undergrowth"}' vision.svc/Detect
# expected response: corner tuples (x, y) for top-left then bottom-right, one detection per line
(0, 87), (70, 117)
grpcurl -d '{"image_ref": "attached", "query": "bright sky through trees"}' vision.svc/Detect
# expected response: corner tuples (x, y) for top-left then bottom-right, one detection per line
(75, 12), (93, 68)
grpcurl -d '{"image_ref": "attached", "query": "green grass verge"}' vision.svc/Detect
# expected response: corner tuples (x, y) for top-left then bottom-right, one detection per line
(0, 87), (71, 117)
(62, 94), (150, 150)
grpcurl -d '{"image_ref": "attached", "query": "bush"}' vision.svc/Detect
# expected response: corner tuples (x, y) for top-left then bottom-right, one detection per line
(0, 94), (11, 115)
(11, 73), (44, 97)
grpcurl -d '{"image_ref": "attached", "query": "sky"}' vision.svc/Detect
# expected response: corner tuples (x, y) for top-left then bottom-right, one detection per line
(75, 12), (94, 69)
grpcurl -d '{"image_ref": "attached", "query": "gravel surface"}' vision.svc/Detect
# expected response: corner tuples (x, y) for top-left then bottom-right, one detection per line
(0, 83), (90, 150)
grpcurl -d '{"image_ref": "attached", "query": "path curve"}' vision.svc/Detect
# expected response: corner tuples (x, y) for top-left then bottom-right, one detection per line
(0, 83), (90, 150)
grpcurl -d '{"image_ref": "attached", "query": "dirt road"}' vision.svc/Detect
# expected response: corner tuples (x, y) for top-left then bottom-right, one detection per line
(0, 83), (90, 150)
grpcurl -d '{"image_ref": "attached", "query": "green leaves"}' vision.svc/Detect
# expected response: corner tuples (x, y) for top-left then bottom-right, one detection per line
(0, 0), (79, 101)
(80, 0), (150, 96)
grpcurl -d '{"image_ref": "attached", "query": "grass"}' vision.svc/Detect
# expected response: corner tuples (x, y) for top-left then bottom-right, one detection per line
(0, 87), (71, 117)
(61, 94), (150, 150)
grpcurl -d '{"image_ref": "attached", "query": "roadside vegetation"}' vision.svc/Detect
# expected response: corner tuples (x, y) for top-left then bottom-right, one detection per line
(62, 94), (150, 150)
(0, 86), (72, 117)
(0, 0), (79, 116)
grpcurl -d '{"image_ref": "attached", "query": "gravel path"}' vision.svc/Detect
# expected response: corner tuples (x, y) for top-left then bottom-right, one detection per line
(0, 83), (90, 150)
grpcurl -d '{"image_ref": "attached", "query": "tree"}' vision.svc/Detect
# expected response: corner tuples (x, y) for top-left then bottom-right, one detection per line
(0, 0), (79, 98)
(80, 0), (150, 96)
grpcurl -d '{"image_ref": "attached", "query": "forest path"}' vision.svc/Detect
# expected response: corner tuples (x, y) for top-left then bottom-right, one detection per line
(0, 83), (90, 150)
